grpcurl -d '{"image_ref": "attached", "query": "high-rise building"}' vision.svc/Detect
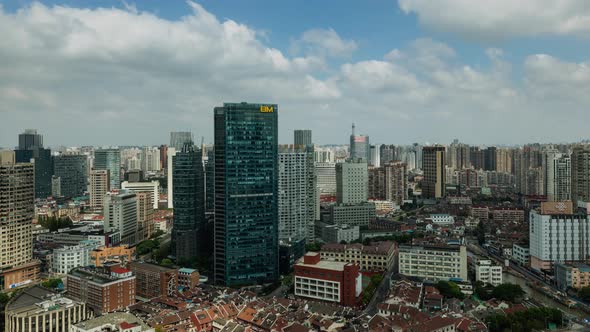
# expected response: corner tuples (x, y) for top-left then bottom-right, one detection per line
(369, 144), (381, 167)
(349, 123), (370, 162)
(294, 129), (312, 146)
(166, 147), (177, 209)
(379, 144), (396, 166)
(278, 145), (315, 243)
(384, 161), (407, 205)
(18, 129), (43, 150)
(530, 202), (590, 270)
(94, 149), (121, 189)
(484, 146), (497, 171)
(136, 191), (154, 241)
(546, 152), (571, 202)
(469, 146), (485, 170)
(572, 145), (590, 203)
(214, 102), (278, 286)
(422, 146), (446, 199)
(104, 191), (138, 246)
(204, 147), (215, 213)
(496, 148), (512, 174)
(140, 146), (161, 172)
(89, 170), (110, 210)
(446, 140), (470, 170)
(315, 162), (337, 196)
(53, 154), (88, 198)
(172, 142), (206, 260)
(0, 151), (34, 270)
(170, 131), (194, 150)
(121, 181), (159, 209)
(336, 160), (368, 205)
(159, 144), (168, 170)
(51, 175), (61, 197)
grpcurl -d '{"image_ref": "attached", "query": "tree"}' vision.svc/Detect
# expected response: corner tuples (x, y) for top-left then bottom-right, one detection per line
(435, 281), (465, 300)
(476, 220), (486, 245)
(305, 242), (322, 252)
(492, 283), (525, 302)
(0, 292), (9, 304)
(161, 258), (173, 267)
(42, 278), (63, 289)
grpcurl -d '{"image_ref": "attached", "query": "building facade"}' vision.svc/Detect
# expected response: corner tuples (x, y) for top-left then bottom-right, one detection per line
(473, 259), (503, 286)
(67, 267), (135, 314)
(572, 146), (590, 203)
(336, 160), (368, 205)
(53, 154), (88, 198)
(512, 244), (530, 266)
(315, 162), (336, 196)
(121, 181), (159, 209)
(320, 242), (396, 271)
(349, 124), (370, 162)
(129, 262), (178, 299)
(398, 245), (468, 281)
(52, 241), (97, 275)
(293, 129), (312, 146)
(94, 149), (121, 189)
(104, 191), (138, 246)
(422, 146), (446, 199)
(214, 102), (279, 286)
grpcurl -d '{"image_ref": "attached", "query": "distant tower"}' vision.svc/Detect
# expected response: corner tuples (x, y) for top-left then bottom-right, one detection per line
(349, 123), (370, 162)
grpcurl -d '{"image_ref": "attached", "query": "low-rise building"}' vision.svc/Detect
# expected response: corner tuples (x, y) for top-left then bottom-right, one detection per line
(429, 214), (455, 225)
(492, 208), (525, 224)
(555, 263), (590, 291)
(320, 224), (360, 243)
(66, 266), (136, 314)
(473, 259), (503, 286)
(129, 262), (178, 300)
(512, 243), (530, 266)
(71, 312), (153, 332)
(53, 240), (98, 275)
(328, 203), (376, 227)
(320, 242), (396, 271)
(0, 260), (41, 291)
(5, 285), (93, 332)
(90, 245), (135, 267)
(293, 252), (362, 306)
(398, 245), (468, 281)
(470, 206), (489, 221)
(178, 268), (200, 290)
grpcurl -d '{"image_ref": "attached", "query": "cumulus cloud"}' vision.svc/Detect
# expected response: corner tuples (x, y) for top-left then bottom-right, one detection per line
(398, 0), (590, 40)
(290, 28), (357, 58)
(0, 1), (589, 146)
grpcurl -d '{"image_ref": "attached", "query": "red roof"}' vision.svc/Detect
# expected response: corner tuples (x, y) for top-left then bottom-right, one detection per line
(111, 267), (131, 274)
(119, 322), (136, 329)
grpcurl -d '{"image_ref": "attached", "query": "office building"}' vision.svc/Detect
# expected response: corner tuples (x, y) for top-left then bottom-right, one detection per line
(67, 267), (135, 314)
(314, 147), (335, 163)
(140, 146), (161, 172)
(52, 241), (97, 275)
(555, 263), (590, 291)
(172, 142), (206, 260)
(0, 151), (36, 275)
(15, 130), (52, 199)
(170, 131), (194, 150)
(166, 147), (177, 208)
(547, 153), (571, 202)
(422, 145), (446, 199)
(51, 175), (61, 197)
(204, 147), (215, 213)
(320, 242), (396, 271)
(294, 129), (312, 146)
(94, 149), (121, 189)
(104, 191), (138, 246)
(89, 170), (110, 210)
(129, 262), (178, 299)
(512, 243), (530, 266)
(319, 224), (360, 244)
(572, 145), (590, 203)
(349, 123), (370, 162)
(529, 201), (590, 271)
(18, 129), (43, 150)
(135, 192), (154, 240)
(294, 252), (361, 307)
(398, 245), (468, 281)
(315, 162), (337, 196)
(120, 181), (159, 209)
(214, 102), (278, 286)
(278, 144), (315, 243)
(328, 202), (376, 227)
(53, 154), (88, 198)
(336, 160), (368, 205)
(369, 144), (381, 167)
(5, 286), (92, 332)
(473, 259), (503, 286)
(379, 144), (396, 166)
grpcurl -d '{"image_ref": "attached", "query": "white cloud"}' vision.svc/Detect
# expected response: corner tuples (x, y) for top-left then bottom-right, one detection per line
(1, 2), (589, 146)
(291, 28), (357, 58)
(398, 0), (590, 39)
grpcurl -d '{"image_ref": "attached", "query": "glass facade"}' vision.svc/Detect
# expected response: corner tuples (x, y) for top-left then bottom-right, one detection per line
(53, 155), (88, 198)
(172, 142), (206, 260)
(214, 102), (278, 286)
(94, 149), (121, 189)
(15, 147), (53, 199)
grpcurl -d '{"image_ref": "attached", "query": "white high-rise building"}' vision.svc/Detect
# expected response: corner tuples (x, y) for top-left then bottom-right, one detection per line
(89, 170), (109, 210)
(314, 147), (335, 163)
(315, 162), (336, 196)
(278, 145), (316, 243)
(104, 191), (138, 246)
(336, 160), (368, 204)
(530, 201), (590, 271)
(546, 152), (571, 202)
(167, 147), (177, 208)
(126, 156), (140, 170)
(121, 181), (159, 209)
(141, 146), (161, 172)
(370, 144), (381, 167)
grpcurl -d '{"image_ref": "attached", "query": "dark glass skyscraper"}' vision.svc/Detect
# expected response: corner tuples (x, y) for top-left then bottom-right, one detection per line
(172, 142), (205, 260)
(18, 129), (43, 150)
(214, 102), (278, 286)
(15, 129), (52, 199)
(53, 154), (88, 198)
(349, 123), (370, 162)
(94, 149), (121, 189)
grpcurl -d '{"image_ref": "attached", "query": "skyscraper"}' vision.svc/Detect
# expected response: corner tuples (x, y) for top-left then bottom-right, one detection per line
(547, 154), (571, 202)
(15, 129), (52, 199)
(349, 123), (370, 162)
(370, 144), (381, 167)
(336, 159), (368, 205)
(214, 102), (278, 286)
(170, 131), (194, 150)
(18, 129), (43, 150)
(140, 146), (161, 172)
(53, 154), (88, 198)
(572, 145), (590, 203)
(278, 145), (315, 243)
(380, 144), (396, 166)
(172, 142), (206, 260)
(104, 191), (138, 246)
(94, 148), (121, 189)
(422, 145), (446, 199)
(89, 170), (110, 210)
(294, 129), (312, 146)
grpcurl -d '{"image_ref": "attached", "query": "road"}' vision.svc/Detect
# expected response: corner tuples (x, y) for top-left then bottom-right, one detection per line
(363, 252), (397, 316)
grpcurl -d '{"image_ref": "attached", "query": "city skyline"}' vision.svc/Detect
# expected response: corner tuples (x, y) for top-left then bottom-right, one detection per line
(2, 1), (590, 146)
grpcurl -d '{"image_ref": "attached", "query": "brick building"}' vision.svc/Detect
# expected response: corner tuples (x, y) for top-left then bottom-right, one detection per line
(294, 252), (362, 307)
(178, 267), (200, 290)
(66, 266), (135, 314)
(129, 262), (178, 299)
(492, 208), (525, 224)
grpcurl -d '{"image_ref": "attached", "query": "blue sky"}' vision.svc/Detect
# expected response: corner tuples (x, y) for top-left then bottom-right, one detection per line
(1, 0), (590, 146)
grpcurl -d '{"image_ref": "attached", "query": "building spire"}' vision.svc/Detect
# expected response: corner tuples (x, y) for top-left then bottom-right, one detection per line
(352, 123), (355, 136)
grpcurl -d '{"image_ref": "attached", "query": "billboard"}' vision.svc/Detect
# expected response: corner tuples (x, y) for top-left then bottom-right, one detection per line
(541, 201), (574, 215)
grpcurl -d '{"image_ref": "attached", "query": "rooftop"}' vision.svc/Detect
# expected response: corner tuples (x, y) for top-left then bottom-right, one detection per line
(69, 267), (134, 284)
(295, 259), (349, 272)
(72, 312), (150, 331)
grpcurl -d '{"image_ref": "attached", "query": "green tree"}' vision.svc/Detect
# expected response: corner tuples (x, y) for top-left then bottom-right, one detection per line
(435, 281), (465, 300)
(0, 292), (10, 304)
(305, 242), (322, 252)
(42, 278), (63, 289)
(161, 258), (173, 267)
(492, 283), (525, 302)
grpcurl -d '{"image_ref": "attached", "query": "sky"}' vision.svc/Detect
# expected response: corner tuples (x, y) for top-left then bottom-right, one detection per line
(1, 0), (590, 147)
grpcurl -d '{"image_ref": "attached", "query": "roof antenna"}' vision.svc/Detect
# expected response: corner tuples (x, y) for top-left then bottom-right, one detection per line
(352, 123), (355, 136)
